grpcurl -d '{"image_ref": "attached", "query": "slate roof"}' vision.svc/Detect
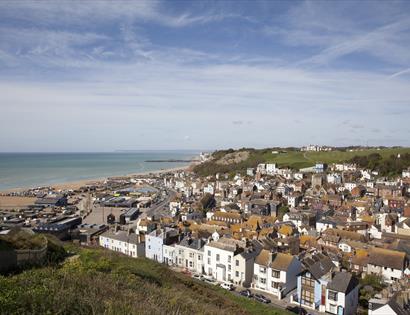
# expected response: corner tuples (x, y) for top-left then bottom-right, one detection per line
(302, 252), (335, 280)
(327, 272), (359, 295)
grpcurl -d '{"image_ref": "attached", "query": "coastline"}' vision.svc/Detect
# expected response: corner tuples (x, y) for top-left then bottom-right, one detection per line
(0, 164), (193, 194)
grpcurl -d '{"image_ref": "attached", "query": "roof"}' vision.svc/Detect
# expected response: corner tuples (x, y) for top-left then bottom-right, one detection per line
(322, 228), (366, 242)
(271, 253), (295, 271)
(278, 224), (293, 236)
(101, 230), (141, 244)
(255, 249), (270, 266)
(255, 249), (295, 271)
(368, 247), (406, 270)
(302, 253), (335, 280)
(327, 272), (359, 294)
(206, 238), (245, 253)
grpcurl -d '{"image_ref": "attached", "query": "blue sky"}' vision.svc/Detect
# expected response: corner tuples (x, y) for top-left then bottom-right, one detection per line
(0, 0), (409, 152)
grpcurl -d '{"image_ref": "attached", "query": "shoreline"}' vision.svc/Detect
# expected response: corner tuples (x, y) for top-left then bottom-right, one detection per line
(0, 164), (193, 194)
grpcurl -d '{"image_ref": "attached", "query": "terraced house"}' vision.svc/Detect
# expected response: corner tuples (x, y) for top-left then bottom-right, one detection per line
(253, 249), (301, 299)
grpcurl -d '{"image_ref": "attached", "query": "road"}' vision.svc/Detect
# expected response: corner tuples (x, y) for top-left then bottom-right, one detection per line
(140, 188), (176, 219)
(231, 286), (320, 315)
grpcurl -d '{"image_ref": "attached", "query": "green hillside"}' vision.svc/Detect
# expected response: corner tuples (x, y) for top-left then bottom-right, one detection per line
(0, 246), (290, 315)
(193, 147), (410, 176)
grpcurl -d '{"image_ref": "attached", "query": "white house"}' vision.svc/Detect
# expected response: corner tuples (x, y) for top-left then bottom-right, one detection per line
(286, 193), (302, 208)
(169, 201), (181, 217)
(174, 237), (205, 274)
(366, 247), (407, 284)
(316, 219), (337, 234)
(402, 168), (410, 178)
(145, 227), (179, 263)
(253, 250), (301, 299)
(325, 272), (359, 315)
(163, 243), (177, 266)
(232, 244), (261, 288)
(327, 173), (342, 185)
(369, 291), (410, 315)
(344, 182), (357, 192)
(266, 163), (277, 175)
(204, 184), (215, 195)
(204, 238), (246, 283)
(99, 230), (145, 258)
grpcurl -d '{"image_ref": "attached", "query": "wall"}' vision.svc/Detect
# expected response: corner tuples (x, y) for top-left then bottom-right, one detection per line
(0, 244), (47, 272)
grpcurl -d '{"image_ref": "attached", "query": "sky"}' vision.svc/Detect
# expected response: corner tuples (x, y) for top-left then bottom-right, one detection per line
(0, 0), (410, 152)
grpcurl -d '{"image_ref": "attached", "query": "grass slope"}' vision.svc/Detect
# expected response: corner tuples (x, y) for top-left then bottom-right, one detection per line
(194, 147), (410, 176)
(0, 246), (291, 315)
(267, 147), (410, 169)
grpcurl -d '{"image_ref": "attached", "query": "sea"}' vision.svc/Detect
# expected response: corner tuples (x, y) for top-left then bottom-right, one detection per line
(0, 151), (199, 191)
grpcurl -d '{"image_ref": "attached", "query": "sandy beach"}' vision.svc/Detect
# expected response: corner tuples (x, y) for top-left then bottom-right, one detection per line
(0, 164), (193, 195)
(0, 158), (199, 211)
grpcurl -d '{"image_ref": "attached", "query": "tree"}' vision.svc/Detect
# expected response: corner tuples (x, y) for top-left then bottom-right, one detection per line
(278, 206), (289, 219)
(198, 193), (216, 213)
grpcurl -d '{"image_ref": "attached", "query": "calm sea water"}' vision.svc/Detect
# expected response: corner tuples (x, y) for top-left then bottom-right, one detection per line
(0, 151), (198, 191)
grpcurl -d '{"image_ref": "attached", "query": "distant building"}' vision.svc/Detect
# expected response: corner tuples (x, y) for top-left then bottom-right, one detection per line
(33, 216), (82, 240)
(35, 194), (68, 207)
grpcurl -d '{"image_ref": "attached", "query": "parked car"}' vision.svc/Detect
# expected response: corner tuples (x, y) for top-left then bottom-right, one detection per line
(202, 277), (218, 285)
(253, 294), (271, 304)
(239, 289), (253, 298)
(191, 274), (203, 281)
(286, 306), (307, 314)
(220, 282), (235, 291)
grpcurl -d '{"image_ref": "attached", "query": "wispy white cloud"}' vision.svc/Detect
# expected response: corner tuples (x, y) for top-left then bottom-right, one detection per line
(389, 68), (410, 79)
(0, 0), (409, 151)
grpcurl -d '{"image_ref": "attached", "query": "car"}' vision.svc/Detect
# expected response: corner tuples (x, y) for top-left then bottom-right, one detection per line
(220, 282), (235, 291)
(239, 289), (253, 298)
(202, 277), (218, 285)
(285, 306), (307, 314)
(191, 274), (204, 281)
(253, 294), (271, 304)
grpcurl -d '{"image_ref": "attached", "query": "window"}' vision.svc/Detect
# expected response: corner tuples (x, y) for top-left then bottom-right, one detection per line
(302, 289), (314, 304)
(228, 255), (231, 263)
(189, 261), (193, 268)
(272, 270), (280, 278)
(216, 254), (220, 262)
(259, 267), (266, 274)
(189, 253), (194, 258)
(198, 255), (202, 261)
(208, 250), (211, 256)
(301, 275), (315, 305)
(301, 276), (315, 287)
(207, 258), (211, 264)
(260, 278), (266, 284)
(235, 259), (239, 266)
(271, 282), (279, 288)
(328, 290), (338, 302)
(228, 264), (231, 271)
(235, 271), (239, 277)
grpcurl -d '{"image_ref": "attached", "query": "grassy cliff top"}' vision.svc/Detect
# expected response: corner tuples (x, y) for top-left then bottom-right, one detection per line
(0, 246), (291, 315)
(193, 147), (410, 177)
(0, 229), (47, 251)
